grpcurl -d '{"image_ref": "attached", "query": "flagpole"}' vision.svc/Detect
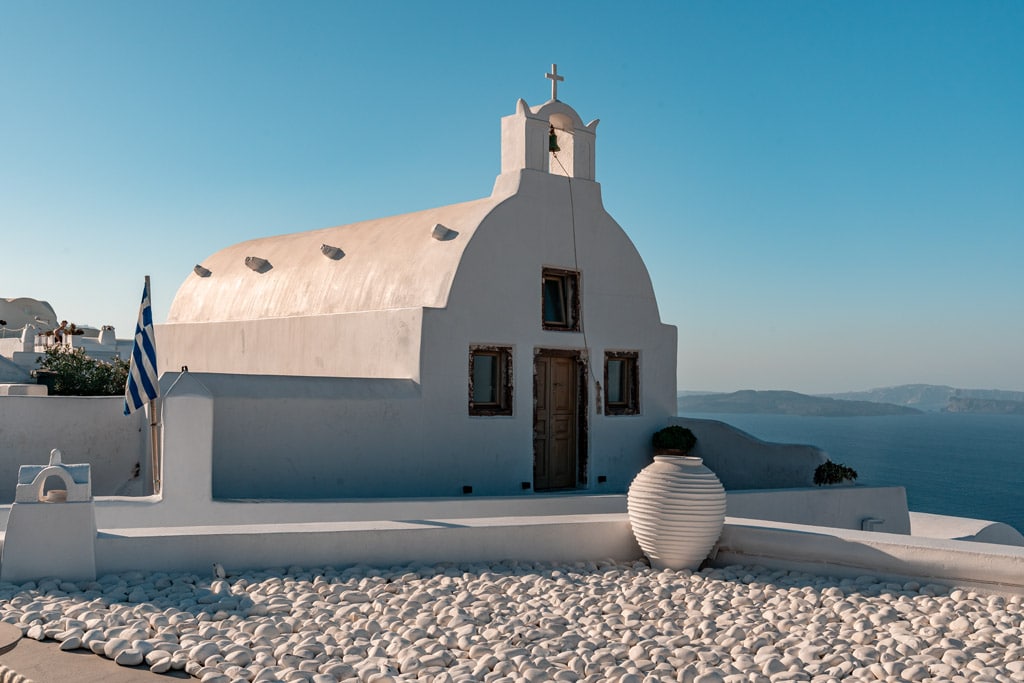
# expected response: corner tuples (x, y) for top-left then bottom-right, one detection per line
(124, 274), (161, 494)
(145, 275), (161, 494)
(150, 395), (160, 494)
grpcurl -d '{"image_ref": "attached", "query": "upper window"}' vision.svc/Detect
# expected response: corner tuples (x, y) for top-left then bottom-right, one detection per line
(469, 346), (513, 416)
(542, 268), (580, 331)
(605, 351), (639, 415)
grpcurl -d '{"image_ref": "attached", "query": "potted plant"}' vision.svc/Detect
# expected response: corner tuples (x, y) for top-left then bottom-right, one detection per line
(651, 425), (697, 456)
(34, 345), (130, 396)
(813, 460), (858, 486)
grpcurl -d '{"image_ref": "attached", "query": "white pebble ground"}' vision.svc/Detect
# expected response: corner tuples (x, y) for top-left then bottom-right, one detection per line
(1, 560), (1022, 683)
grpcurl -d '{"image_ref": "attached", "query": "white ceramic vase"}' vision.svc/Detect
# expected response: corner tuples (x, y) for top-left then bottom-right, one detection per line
(627, 455), (726, 570)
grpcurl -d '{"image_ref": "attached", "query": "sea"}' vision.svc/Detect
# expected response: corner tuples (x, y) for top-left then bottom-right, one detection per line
(678, 411), (1024, 534)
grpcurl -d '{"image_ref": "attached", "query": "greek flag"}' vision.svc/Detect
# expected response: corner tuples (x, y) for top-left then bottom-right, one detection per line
(124, 277), (159, 415)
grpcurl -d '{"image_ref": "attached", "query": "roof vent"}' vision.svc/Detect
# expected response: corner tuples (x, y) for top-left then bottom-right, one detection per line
(432, 223), (458, 241)
(321, 244), (345, 260)
(245, 256), (272, 273)
(193, 264), (212, 277)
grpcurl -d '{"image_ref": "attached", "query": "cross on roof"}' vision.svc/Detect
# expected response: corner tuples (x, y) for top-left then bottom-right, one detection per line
(546, 64), (564, 101)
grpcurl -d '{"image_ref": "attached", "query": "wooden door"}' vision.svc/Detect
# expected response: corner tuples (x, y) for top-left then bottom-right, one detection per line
(534, 353), (578, 490)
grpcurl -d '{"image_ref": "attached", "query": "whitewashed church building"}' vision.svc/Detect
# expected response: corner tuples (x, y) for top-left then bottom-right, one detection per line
(156, 69), (678, 499)
(9, 71), (1017, 591)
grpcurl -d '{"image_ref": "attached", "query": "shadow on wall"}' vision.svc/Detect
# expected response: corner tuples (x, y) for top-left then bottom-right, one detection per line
(0, 396), (150, 503)
(671, 416), (827, 490)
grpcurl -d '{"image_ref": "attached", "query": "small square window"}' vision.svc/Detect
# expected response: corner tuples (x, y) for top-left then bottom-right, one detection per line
(605, 351), (639, 415)
(469, 346), (513, 416)
(542, 268), (580, 331)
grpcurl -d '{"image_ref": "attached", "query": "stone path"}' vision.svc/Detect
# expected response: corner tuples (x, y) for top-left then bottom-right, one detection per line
(1, 560), (1022, 682)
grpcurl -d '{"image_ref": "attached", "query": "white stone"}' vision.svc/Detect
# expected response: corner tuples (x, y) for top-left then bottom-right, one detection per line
(200, 674), (231, 683)
(189, 641), (221, 663)
(114, 648), (145, 667)
(59, 636), (82, 650)
(102, 637), (130, 659)
(694, 673), (724, 683)
(147, 657), (172, 674)
(127, 587), (149, 603)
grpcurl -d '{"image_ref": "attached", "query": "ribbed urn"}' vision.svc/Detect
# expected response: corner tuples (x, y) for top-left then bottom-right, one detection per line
(627, 455), (726, 570)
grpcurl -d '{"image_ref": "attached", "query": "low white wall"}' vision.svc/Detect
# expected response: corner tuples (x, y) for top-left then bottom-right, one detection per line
(0, 357), (31, 383)
(3, 471), (1023, 592)
(910, 511), (1024, 546)
(727, 486), (911, 534)
(90, 517), (1024, 593)
(65, 336), (134, 363)
(5, 507), (1022, 594)
(5, 351), (42, 375)
(92, 493), (631, 529)
(94, 514), (641, 576)
(0, 384), (46, 396)
(0, 338), (30, 359)
(715, 517), (1024, 595)
(2, 500), (97, 583)
(672, 417), (827, 489)
(0, 396), (149, 503)
(91, 486), (910, 534)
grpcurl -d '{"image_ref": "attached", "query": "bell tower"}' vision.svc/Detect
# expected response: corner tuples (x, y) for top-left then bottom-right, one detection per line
(500, 64), (599, 181)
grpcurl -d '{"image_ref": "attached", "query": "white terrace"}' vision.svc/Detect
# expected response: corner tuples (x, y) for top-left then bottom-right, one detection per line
(1, 373), (1021, 594)
(0, 69), (1021, 594)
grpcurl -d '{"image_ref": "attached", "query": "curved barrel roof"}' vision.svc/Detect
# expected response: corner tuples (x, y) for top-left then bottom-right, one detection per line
(166, 197), (500, 323)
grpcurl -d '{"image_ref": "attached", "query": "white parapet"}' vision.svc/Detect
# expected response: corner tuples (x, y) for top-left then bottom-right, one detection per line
(715, 517), (1024, 595)
(94, 514), (641, 576)
(909, 511), (1024, 546)
(0, 384), (47, 396)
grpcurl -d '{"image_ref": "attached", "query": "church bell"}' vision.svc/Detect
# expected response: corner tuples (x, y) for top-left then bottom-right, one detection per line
(548, 125), (560, 153)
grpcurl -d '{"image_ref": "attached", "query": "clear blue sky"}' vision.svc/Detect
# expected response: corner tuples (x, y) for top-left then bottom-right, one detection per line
(2, 1), (1021, 394)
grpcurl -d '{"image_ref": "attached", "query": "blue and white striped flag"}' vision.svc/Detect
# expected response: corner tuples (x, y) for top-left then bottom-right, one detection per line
(124, 277), (159, 415)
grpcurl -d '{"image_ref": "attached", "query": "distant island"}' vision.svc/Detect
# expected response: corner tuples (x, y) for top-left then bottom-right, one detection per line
(822, 385), (1024, 414)
(678, 390), (921, 417)
(945, 396), (1024, 415)
(679, 384), (1024, 416)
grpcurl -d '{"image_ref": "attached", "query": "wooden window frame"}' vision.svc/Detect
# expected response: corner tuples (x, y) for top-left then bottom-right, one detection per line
(604, 351), (640, 416)
(469, 345), (513, 416)
(541, 267), (581, 332)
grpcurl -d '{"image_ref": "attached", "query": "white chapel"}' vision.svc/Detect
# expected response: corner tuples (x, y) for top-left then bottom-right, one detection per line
(156, 67), (678, 498)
